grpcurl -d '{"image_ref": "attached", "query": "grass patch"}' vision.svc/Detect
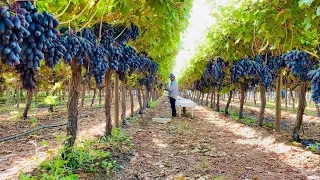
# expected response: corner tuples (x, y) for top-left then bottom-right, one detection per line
(28, 118), (38, 127)
(93, 104), (104, 108)
(223, 110), (275, 128)
(9, 111), (23, 121)
(19, 128), (132, 179)
(212, 177), (225, 180)
(149, 100), (159, 108)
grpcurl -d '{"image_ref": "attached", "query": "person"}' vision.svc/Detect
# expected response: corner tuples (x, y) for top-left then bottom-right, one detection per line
(281, 89), (285, 99)
(165, 73), (178, 117)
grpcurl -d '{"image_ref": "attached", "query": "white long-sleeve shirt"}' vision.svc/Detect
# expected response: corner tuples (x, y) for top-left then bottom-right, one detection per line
(166, 80), (178, 100)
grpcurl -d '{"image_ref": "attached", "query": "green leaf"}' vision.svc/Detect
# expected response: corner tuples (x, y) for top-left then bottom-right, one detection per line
(120, 4), (130, 16)
(235, 37), (242, 44)
(40, 141), (49, 146)
(298, 0), (314, 7)
(304, 17), (311, 31)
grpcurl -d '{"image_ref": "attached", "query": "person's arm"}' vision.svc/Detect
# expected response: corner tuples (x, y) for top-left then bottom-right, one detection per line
(166, 81), (177, 92)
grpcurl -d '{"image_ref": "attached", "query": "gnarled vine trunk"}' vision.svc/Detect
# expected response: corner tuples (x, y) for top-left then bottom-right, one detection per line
(315, 102), (320, 117)
(290, 89), (295, 110)
(210, 88), (214, 108)
(258, 83), (266, 126)
(66, 59), (81, 147)
(90, 88), (96, 107)
(146, 88), (150, 108)
(201, 92), (204, 105)
(239, 82), (245, 119)
(104, 70), (112, 136)
(205, 91), (209, 106)
(81, 84), (85, 107)
(99, 87), (102, 105)
(293, 82), (307, 141)
(216, 86), (221, 112)
(129, 87), (134, 116)
(23, 91), (33, 118)
(224, 90), (233, 115)
(138, 87), (144, 114)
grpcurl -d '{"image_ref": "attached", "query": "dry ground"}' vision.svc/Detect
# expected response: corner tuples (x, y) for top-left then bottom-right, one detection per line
(0, 98), (140, 179)
(114, 97), (320, 180)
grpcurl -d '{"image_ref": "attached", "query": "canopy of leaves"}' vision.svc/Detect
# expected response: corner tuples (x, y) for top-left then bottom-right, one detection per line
(179, 0), (320, 88)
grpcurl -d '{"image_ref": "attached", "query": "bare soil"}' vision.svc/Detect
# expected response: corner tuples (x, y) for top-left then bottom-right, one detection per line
(0, 98), (140, 179)
(114, 97), (320, 180)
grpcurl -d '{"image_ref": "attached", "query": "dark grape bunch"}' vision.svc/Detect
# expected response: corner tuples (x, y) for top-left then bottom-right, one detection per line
(145, 75), (155, 91)
(43, 38), (66, 68)
(140, 57), (158, 75)
(87, 45), (108, 84)
(93, 22), (114, 47)
(60, 30), (92, 65)
(283, 50), (317, 81)
(107, 42), (123, 71)
(308, 68), (320, 103)
(19, 2), (60, 70)
(79, 27), (96, 44)
(15, 63), (37, 91)
(0, 6), (30, 66)
(114, 23), (140, 44)
(114, 25), (132, 44)
(130, 23), (140, 41)
(118, 45), (136, 77)
(255, 55), (272, 90)
(123, 46), (138, 75)
(231, 57), (260, 83)
(211, 57), (225, 80)
(266, 55), (286, 71)
(203, 58), (214, 84)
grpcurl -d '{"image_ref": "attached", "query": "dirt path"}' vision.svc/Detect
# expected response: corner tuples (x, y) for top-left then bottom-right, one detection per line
(115, 97), (320, 180)
(0, 98), (140, 179)
(216, 99), (320, 140)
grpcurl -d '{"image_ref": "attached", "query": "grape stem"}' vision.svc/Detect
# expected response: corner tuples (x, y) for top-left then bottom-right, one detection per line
(303, 50), (319, 61)
(114, 27), (127, 41)
(56, 0), (71, 18)
(60, 1), (91, 25)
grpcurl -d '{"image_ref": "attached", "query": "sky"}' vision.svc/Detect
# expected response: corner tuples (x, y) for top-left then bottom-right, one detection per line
(173, 0), (230, 77)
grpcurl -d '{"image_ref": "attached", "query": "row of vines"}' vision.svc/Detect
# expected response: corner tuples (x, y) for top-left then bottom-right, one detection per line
(0, 0), (193, 151)
(179, 0), (320, 141)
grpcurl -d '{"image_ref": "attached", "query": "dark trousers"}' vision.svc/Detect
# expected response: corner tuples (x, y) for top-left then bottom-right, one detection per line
(169, 97), (176, 117)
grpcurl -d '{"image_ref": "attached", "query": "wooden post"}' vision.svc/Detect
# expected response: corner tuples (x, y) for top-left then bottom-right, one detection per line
(121, 81), (126, 119)
(285, 85), (288, 110)
(275, 71), (282, 133)
(114, 74), (119, 128)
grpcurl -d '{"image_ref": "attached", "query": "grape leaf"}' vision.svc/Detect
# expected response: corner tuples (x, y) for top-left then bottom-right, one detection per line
(298, 0), (314, 7)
